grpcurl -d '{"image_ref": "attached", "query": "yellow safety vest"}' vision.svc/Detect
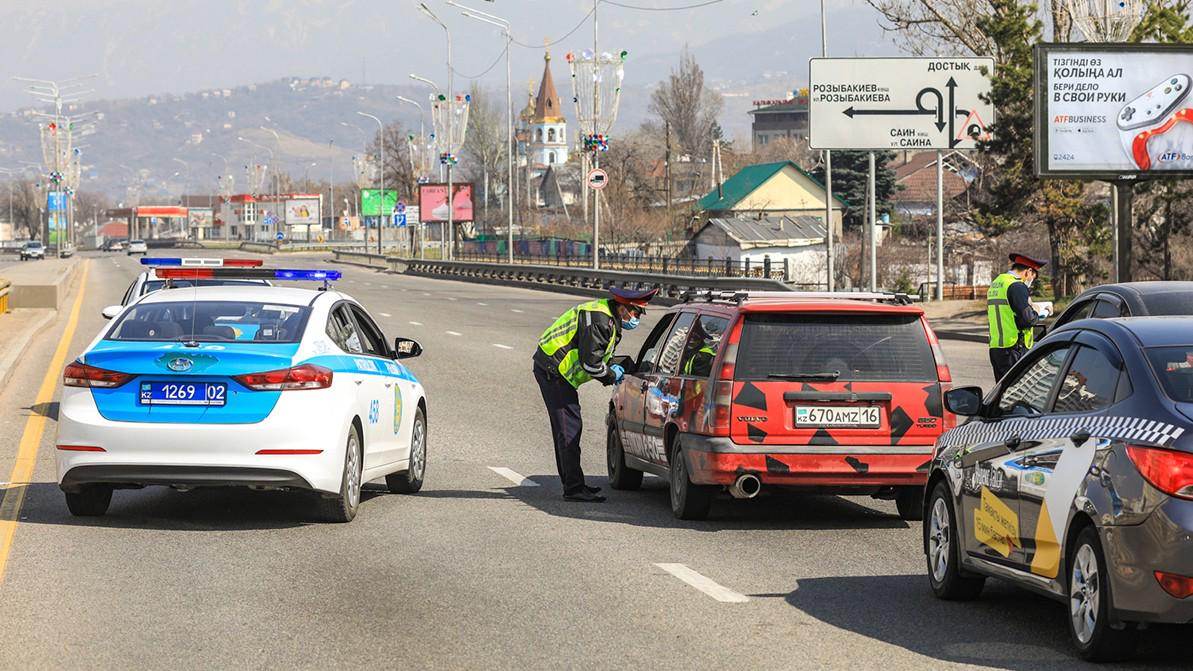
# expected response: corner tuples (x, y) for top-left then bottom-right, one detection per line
(988, 272), (1033, 349)
(538, 299), (617, 388)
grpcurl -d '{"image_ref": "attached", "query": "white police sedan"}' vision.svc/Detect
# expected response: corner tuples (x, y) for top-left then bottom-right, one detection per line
(57, 266), (427, 522)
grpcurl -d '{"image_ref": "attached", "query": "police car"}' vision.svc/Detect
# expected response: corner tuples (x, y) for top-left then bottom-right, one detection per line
(109, 258), (272, 314)
(58, 264), (427, 522)
(926, 316), (1193, 660)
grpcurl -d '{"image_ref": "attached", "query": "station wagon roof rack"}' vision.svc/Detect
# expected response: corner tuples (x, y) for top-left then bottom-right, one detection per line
(679, 290), (914, 306)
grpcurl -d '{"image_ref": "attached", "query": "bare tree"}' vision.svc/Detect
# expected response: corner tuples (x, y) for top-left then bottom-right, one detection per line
(460, 83), (509, 232)
(648, 47), (724, 159)
(866, 0), (1071, 56)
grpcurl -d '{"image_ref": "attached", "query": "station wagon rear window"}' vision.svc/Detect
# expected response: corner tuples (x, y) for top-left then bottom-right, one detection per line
(106, 301), (310, 343)
(734, 313), (936, 382)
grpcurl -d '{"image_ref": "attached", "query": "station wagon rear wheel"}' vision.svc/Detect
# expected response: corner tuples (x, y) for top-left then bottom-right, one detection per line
(669, 442), (714, 520)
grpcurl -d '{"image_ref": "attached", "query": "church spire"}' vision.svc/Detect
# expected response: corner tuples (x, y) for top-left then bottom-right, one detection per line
(532, 50), (563, 123)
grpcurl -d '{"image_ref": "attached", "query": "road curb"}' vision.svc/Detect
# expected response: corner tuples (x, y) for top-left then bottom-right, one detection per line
(0, 310), (56, 392)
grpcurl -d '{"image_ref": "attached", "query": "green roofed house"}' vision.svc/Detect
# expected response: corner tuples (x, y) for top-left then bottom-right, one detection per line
(698, 160), (845, 238)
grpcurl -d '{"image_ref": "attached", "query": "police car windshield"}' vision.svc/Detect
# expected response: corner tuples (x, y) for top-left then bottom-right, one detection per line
(107, 300), (310, 343)
(1146, 347), (1193, 402)
(141, 279), (268, 294)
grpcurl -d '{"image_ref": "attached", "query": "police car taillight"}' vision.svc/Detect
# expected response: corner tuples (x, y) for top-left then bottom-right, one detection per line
(234, 364), (333, 391)
(63, 361), (134, 388)
(1127, 445), (1193, 499)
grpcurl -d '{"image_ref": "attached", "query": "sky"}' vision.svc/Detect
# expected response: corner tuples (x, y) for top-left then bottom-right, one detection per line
(0, 0), (890, 113)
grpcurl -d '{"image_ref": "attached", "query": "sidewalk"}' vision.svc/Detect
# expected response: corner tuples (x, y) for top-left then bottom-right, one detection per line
(0, 309), (56, 390)
(0, 257), (81, 389)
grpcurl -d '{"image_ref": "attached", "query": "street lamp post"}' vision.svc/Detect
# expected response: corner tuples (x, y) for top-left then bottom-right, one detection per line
(410, 75), (445, 182)
(419, 2), (456, 260)
(451, 1), (514, 264)
(358, 111), (385, 256)
(238, 136), (274, 241)
(328, 139), (335, 242)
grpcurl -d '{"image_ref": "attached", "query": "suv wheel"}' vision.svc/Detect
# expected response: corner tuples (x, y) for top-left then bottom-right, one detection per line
(895, 486), (924, 521)
(606, 423), (643, 490)
(669, 441), (714, 520)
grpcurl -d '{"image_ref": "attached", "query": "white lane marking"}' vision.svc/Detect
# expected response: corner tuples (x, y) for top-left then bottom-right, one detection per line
(653, 563), (750, 603)
(447, 297), (457, 301)
(446, 330), (462, 336)
(492, 343), (513, 350)
(422, 292), (431, 296)
(409, 321), (423, 326)
(511, 308), (524, 313)
(488, 467), (539, 487)
(379, 312), (392, 317)
(477, 302), (488, 306)
(380, 285), (389, 289)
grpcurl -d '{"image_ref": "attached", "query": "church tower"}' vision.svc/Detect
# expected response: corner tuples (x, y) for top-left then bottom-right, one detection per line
(528, 51), (568, 167)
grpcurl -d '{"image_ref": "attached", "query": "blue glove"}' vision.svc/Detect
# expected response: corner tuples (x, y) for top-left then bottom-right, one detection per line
(609, 364), (625, 384)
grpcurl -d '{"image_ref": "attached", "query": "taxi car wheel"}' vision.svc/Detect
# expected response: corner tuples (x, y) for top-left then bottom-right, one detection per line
(926, 482), (984, 600)
(669, 445), (714, 520)
(386, 408), (426, 494)
(1068, 526), (1138, 661)
(607, 425), (643, 491)
(317, 424), (363, 523)
(64, 485), (113, 517)
(895, 486), (924, 521)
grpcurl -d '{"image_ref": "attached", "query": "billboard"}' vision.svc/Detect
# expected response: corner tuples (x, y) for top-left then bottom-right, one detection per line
(360, 189), (398, 217)
(809, 58), (994, 150)
(187, 208), (213, 229)
(418, 183), (474, 223)
(285, 197), (320, 225)
(1035, 43), (1193, 177)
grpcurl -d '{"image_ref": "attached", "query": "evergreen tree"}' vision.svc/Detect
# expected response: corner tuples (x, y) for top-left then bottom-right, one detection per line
(810, 150), (898, 226)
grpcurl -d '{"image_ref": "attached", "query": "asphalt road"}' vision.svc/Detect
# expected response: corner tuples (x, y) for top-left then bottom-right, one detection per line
(0, 251), (1189, 670)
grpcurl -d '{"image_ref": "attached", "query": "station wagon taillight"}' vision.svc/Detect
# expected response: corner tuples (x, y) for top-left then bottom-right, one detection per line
(63, 362), (134, 388)
(1127, 445), (1193, 499)
(234, 364), (333, 391)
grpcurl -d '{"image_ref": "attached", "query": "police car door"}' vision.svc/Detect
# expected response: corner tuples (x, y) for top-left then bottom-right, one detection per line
(345, 303), (399, 469)
(326, 304), (377, 464)
(1011, 332), (1128, 581)
(959, 342), (1074, 568)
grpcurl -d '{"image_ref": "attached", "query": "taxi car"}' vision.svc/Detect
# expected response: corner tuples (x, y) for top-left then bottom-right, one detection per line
(606, 290), (954, 520)
(926, 316), (1193, 661)
(57, 266), (427, 523)
(111, 258), (271, 311)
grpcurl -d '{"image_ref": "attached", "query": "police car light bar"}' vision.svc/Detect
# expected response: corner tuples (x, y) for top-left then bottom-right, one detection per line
(141, 257), (264, 268)
(154, 268), (342, 281)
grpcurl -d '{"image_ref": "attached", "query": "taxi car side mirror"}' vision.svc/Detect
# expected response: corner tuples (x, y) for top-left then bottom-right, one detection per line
(101, 305), (123, 320)
(1033, 324), (1048, 342)
(944, 386), (984, 417)
(393, 337), (422, 359)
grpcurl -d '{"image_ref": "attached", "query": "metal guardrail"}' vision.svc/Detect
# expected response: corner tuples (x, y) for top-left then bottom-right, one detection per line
(0, 278), (10, 313)
(455, 250), (792, 281)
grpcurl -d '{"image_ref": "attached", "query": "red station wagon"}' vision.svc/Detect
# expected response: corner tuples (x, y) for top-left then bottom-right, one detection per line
(606, 291), (955, 520)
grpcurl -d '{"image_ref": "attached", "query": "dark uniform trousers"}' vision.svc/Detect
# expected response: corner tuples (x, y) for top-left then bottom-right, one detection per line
(989, 344), (1028, 381)
(533, 364), (586, 495)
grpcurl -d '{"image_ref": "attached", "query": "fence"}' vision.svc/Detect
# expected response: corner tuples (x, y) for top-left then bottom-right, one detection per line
(453, 250), (794, 283)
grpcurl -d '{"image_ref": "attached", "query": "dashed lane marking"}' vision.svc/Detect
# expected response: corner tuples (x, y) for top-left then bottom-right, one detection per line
(446, 331), (462, 336)
(477, 302), (488, 306)
(409, 321), (424, 326)
(488, 467), (539, 487)
(447, 297), (457, 301)
(0, 260), (90, 588)
(653, 563), (750, 603)
(422, 292), (431, 296)
(511, 309), (524, 313)
(379, 312), (392, 317)
(493, 343), (513, 350)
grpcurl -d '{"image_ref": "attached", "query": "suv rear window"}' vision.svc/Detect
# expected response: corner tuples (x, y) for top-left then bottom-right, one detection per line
(734, 312), (936, 382)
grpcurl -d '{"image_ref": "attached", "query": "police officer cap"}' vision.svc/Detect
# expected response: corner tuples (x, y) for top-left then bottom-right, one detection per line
(609, 286), (658, 311)
(1009, 253), (1047, 271)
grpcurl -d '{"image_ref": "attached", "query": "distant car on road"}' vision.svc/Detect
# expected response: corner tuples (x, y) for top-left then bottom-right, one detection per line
(926, 316), (1193, 661)
(58, 267), (428, 522)
(103, 239), (126, 252)
(19, 240), (45, 261)
(1048, 281), (1193, 331)
(126, 239), (148, 256)
(606, 290), (953, 520)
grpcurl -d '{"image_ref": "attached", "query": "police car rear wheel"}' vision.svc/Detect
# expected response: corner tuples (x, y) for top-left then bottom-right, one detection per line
(607, 424), (643, 491)
(64, 485), (112, 517)
(926, 482), (984, 600)
(1067, 527), (1138, 661)
(317, 424), (362, 523)
(386, 408), (426, 494)
(669, 444), (713, 520)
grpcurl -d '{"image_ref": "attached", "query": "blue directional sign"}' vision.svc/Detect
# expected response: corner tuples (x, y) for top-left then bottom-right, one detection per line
(393, 213), (407, 228)
(276, 231), (285, 241)
(342, 216), (351, 228)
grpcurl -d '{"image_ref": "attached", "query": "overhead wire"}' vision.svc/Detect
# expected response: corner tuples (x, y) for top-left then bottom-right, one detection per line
(450, 44), (510, 80)
(600, 0), (726, 10)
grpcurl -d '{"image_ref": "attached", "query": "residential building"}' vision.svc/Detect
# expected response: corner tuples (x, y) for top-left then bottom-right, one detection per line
(698, 160), (845, 236)
(890, 151), (979, 219)
(748, 91), (809, 151)
(690, 215), (828, 286)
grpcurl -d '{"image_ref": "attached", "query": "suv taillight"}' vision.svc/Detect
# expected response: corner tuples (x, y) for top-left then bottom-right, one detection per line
(234, 364), (333, 391)
(1127, 445), (1193, 499)
(63, 362), (134, 388)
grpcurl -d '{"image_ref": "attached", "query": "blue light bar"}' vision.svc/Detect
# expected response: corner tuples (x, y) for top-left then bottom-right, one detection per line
(141, 257), (182, 266)
(274, 269), (342, 281)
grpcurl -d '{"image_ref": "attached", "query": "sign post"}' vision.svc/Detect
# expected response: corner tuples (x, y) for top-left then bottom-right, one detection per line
(810, 57), (994, 300)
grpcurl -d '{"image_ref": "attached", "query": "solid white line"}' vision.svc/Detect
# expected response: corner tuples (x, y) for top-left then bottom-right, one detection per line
(488, 466), (539, 487)
(653, 563), (750, 603)
(511, 308), (524, 313)
(409, 321), (423, 326)
(379, 312), (392, 317)
(446, 330), (462, 336)
(492, 343), (513, 350)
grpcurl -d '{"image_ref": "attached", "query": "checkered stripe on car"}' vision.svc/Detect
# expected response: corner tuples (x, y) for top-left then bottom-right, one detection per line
(941, 415), (1186, 449)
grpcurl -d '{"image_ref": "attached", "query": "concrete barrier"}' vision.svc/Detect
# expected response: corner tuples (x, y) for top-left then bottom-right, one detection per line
(2, 257), (81, 309)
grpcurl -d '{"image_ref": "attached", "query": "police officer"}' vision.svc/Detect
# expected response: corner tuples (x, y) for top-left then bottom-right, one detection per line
(533, 287), (657, 502)
(988, 253), (1053, 380)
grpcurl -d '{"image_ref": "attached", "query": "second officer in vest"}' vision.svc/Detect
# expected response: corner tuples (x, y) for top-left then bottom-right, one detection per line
(534, 287), (657, 502)
(987, 253), (1053, 381)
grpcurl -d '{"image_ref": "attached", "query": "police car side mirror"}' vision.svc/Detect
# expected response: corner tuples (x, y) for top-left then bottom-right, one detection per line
(393, 337), (422, 359)
(101, 305), (122, 320)
(944, 386), (984, 417)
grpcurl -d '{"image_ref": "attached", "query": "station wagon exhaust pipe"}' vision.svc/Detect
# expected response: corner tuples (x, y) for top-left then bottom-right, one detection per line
(730, 473), (761, 499)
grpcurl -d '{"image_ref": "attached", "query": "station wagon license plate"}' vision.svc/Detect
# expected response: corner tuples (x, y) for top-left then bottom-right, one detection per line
(139, 382), (226, 406)
(795, 405), (880, 428)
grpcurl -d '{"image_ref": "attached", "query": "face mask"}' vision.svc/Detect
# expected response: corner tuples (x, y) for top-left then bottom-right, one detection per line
(621, 316), (640, 330)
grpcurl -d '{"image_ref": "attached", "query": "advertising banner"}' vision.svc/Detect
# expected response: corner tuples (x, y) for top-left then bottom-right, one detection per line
(285, 198), (321, 224)
(187, 208), (213, 229)
(1035, 43), (1193, 177)
(47, 192), (66, 212)
(418, 183), (474, 223)
(360, 189), (397, 217)
(809, 58), (995, 150)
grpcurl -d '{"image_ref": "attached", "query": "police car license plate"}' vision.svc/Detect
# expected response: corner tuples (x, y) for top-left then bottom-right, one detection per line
(795, 405), (880, 428)
(140, 382), (226, 406)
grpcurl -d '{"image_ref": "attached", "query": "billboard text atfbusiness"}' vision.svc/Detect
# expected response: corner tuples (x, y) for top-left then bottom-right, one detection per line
(1035, 43), (1193, 178)
(418, 183), (474, 223)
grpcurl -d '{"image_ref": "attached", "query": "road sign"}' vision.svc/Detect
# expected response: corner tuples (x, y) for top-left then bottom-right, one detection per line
(393, 213), (407, 228)
(587, 168), (609, 190)
(396, 201), (406, 214)
(276, 231), (284, 241)
(809, 58), (995, 150)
